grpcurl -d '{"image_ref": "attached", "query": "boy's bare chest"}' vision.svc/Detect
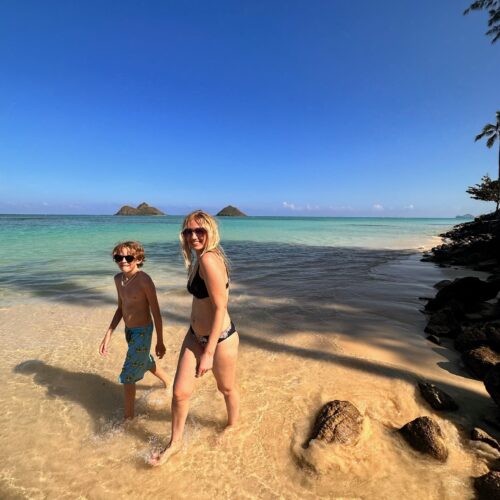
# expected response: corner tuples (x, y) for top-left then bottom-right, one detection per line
(119, 282), (146, 307)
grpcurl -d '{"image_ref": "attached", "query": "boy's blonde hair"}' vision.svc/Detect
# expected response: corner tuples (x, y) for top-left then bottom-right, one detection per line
(112, 241), (145, 268)
(179, 210), (229, 275)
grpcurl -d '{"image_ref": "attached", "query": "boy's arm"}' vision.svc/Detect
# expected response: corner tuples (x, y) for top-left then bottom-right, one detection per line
(99, 277), (123, 356)
(143, 274), (166, 359)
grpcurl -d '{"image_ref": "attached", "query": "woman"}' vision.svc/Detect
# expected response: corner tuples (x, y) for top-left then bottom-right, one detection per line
(151, 210), (239, 466)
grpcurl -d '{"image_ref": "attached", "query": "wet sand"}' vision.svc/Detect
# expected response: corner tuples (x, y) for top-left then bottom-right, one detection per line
(1, 252), (497, 499)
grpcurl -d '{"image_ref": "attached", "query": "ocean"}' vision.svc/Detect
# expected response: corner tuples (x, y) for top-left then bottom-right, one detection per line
(2, 214), (489, 499)
(0, 214), (455, 306)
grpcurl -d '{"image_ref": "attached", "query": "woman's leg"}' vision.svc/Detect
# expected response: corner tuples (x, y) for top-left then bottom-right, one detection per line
(150, 332), (201, 466)
(212, 332), (239, 428)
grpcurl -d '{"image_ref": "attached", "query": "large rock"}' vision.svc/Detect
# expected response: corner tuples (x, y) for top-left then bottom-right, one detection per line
(474, 471), (500, 499)
(399, 416), (448, 462)
(454, 326), (489, 352)
(306, 400), (363, 447)
(426, 277), (500, 311)
(418, 382), (459, 411)
(216, 205), (246, 216)
(462, 346), (500, 379)
(115, 202), (165, 216)
(471, 427), (500, 452)
(424, 307), (462, 338)
(485, 365), (500, 407)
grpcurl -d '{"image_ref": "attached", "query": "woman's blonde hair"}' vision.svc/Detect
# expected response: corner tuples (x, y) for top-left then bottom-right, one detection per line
(179, 210), (229, 275)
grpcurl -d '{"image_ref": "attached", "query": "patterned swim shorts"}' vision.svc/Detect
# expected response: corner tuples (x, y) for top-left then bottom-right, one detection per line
(119, 323), (156, 384)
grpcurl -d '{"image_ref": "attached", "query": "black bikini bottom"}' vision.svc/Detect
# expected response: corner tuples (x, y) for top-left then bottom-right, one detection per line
(189, 321), (236, 345)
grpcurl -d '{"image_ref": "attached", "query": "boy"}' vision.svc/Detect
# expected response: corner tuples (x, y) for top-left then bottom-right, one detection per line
(99, 241), (167, 420)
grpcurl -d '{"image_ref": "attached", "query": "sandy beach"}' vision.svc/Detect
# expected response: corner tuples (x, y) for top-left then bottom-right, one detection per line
(1, 248), (496, 499)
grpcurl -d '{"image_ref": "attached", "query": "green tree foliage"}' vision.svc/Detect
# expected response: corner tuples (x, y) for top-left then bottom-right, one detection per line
(467, 174), (500, 212)
(474, 112), (500, 203)
(464, 0), (500, 43)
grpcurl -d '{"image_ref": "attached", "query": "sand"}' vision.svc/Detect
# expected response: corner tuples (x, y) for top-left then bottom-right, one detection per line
(1, 252), (497, 499)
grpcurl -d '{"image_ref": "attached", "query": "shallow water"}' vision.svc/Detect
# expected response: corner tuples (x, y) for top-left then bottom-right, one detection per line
(0, 216), (495, 499)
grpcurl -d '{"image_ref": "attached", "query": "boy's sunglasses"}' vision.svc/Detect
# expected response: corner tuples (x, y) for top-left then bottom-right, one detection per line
(182, 228), (206, 238)
(113, 254), (135, 263)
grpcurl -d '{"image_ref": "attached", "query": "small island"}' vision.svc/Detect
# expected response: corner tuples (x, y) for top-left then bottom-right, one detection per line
(455, 214), (474, 219)
(114, 202), (165, 216)
(216, 205), (246, 216)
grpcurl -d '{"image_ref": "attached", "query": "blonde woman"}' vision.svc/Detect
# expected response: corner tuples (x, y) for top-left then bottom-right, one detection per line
(150, 210), (239, 466)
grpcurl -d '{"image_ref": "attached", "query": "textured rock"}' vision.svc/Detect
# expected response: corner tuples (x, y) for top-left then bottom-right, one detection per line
(462, 346), (500, 379)
(399, 416), (448, 462)
(474, 471), (500, 500)
(418, 382), (458, 411)
(216, 205), (246, 216)
(454, 326), (489, 352)
(306, 400), (363, 447)
(424, 308), (462, 338)
(471, 427), (500, 451)
(115, 202), (165, 216)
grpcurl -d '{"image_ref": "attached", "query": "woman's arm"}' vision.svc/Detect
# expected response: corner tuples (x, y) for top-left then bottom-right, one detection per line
(197, 252), (228, 376)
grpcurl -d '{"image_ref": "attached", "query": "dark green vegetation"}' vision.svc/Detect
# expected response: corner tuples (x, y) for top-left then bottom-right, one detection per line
(464, 0), (500, 43)
(467, 175), (500, 212)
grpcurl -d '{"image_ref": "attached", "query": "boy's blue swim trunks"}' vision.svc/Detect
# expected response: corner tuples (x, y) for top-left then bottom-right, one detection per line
(119, 323), (156, 384)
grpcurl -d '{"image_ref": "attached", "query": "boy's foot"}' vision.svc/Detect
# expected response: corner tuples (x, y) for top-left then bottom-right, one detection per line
(149, 440), (182, 467)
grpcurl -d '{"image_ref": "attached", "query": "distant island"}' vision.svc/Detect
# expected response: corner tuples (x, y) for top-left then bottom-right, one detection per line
(216, 205), (246, 216)
(455, 214), (474, 219)
(115, 202), (165, 216)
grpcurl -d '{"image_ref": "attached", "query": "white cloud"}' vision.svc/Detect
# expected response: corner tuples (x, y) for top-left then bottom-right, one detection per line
(283, 201), (298, 210)
(372, 204), (384, 211)
(404, 204), (415, 210)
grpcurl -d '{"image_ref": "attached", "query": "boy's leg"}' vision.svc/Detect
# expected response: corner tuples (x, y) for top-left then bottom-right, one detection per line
(149, 365), (168, 388)
(124, 383), (136, 419)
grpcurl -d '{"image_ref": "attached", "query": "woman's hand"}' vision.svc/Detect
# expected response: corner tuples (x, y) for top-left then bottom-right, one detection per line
(196, 351), (214, 377)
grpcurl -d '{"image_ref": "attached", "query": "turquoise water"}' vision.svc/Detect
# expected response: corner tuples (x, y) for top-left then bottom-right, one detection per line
(0, 215), (457, 305)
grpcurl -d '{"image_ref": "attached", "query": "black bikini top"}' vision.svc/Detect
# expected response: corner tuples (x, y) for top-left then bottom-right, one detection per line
(187, 266), (229, 299)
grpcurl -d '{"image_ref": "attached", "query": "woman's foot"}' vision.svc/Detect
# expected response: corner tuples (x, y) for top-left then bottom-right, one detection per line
(149, 440), (182, 467)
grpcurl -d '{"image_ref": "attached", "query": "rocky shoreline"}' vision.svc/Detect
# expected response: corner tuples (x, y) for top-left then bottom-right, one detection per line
(421, 211), (500, 497)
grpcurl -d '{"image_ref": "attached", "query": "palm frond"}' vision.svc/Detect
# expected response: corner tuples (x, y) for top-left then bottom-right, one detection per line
(486, 134), (498, 148)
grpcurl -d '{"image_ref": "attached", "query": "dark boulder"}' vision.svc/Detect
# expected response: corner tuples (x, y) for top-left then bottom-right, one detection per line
(471, 427), (500, 452)
(474, 471), (500, 500)
(306, 400), (363, 447)
(424, 308), (462, 338)
(487, 324), (500, 352)
(462, 346), (500, 379)
(454, 326), (489, 352)
(426, 335), (442, 345)
(425, 277), (500, 311)
(485, 365), (500, 407)
(418, 382), (458, 411)
(399, 416), (448, 462)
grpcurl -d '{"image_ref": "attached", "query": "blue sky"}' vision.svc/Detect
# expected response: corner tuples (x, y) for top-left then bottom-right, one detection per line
(1, 0), (499, 216)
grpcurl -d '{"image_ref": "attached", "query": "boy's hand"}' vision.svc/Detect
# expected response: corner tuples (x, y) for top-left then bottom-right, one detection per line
(156, 342), (166, 359)
(99, 334), (111, 356)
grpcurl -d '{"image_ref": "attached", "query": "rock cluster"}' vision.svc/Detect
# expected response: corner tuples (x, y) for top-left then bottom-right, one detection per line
(422, 211), (500, 497)
(114, 202), (165, 216)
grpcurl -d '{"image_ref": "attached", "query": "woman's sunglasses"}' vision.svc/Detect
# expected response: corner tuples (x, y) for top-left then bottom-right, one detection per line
(113, 254), (135, 263)
(182, 228), (207, 238)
